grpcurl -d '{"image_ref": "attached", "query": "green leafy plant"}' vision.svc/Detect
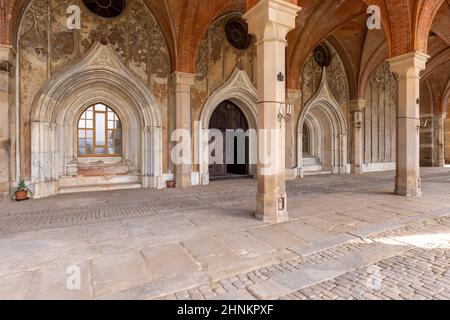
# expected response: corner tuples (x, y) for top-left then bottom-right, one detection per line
(11, 177), (33, 196)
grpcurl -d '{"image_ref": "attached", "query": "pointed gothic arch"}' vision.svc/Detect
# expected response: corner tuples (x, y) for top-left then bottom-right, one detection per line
(297, 68), (350, 176)
(31, 42), (163, 198)
(197, 67), (257, 185)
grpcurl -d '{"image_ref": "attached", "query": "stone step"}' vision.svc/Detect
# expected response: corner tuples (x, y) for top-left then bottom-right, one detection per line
(303, 170), (332, 176)
(302, 157), (321, 166)
(59, 182), (142, 194)
(209, 174), (253, 181)
(303, 165), (324, 172)
(59, 175), (140, 188)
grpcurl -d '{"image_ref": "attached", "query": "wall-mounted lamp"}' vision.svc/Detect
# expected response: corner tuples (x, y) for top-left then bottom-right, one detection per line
(417, 119), (428, 130)
(277, 103), (293, 127)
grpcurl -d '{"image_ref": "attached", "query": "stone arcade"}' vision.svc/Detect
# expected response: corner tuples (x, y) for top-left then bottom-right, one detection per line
(0, 0), (449, 223)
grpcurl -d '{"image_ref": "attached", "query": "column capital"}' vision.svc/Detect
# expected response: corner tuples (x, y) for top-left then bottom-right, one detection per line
(435, 112), (448, 120)
(244, 0), (301, 42)
(387, 52), (429, 77)
(171, 71), (195, 87)
(349, 99), (366, 113)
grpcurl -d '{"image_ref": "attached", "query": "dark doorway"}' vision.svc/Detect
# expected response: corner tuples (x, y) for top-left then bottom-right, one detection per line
(209, 101), (250, 179)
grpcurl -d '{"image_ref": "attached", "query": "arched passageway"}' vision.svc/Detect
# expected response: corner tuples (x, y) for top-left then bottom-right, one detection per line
(208, 101), (250, 179)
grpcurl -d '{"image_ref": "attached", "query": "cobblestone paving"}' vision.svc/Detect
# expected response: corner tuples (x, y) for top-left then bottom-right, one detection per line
(160, 216), (450, 300)
(1, 169), (447, 236)
(0, 190), (254, 235)
(282, 246), (450, 300)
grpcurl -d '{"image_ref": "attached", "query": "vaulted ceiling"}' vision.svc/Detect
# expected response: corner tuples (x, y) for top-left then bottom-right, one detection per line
(1, 0), (448, 103)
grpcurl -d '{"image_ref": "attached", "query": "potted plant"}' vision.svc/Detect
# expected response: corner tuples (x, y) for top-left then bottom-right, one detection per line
(11, 178), (33, 201)
(166, 179), (175, 188)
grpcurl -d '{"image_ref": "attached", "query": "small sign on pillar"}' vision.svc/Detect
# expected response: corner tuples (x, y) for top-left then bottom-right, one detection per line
(278, 197), (286, 211)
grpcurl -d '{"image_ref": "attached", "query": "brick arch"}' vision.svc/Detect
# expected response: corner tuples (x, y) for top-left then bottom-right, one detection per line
(414, 0), (446, 54)
(286, 0), (376, 90)
(359, 0), (446, 57)
(174, 0), (247, 73)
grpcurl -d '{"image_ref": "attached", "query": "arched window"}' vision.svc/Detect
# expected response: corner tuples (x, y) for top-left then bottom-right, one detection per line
(78, 104), (122, 157)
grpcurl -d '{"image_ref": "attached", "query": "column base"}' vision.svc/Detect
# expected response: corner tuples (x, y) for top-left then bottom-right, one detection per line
(395, 176), (422, 197)
(256, 192), (289, 224)
(175, 165), (192, 188)
(352, 165), (363, 174)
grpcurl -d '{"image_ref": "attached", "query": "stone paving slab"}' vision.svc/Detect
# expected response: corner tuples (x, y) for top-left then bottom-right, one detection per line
(28, 261), (92, 300)
(247, 225), (306, 250)
(141, 244), (200, 282)
(247, 279), (292, 300)
(276, 221), (330, 242)
(0, 271), (33, 300)
(104, 272), (211, 300)
(288, 233), (358, 257)
(90, 251), (149, 297)
(181, 235), (236, 260)
(208, 250), (298, 282)
(348, 214), (428, 239)
(217, 231), (277, 258)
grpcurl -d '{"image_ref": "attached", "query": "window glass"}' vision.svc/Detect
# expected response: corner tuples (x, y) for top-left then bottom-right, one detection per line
(78, 104), (122, 157)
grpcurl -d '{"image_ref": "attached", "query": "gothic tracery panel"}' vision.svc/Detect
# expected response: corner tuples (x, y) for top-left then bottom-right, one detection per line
(364, 62), (397, 164)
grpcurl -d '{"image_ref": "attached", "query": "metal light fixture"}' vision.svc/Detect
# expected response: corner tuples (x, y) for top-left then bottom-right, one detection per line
(277, 103), (293, 127)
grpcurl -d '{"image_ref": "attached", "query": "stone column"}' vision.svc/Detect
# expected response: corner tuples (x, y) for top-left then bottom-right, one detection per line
(170, 72), (195, 188)
(434, 112), (447, 167)
(244, 0), (301, 223)
(0, 46), (13, 199)
(388, 52), (429, 197)
(349, 99), (366, 174)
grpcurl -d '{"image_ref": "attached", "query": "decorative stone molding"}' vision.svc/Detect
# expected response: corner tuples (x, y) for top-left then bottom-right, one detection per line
(31, 42), (163, 198)
(198, 67), (257, 185)
(297, 68), (350, 175)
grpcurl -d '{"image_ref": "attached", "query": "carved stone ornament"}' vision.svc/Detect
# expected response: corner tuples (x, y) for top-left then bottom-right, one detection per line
(314, 44), (332, 68)
(225, 18), (251, 50)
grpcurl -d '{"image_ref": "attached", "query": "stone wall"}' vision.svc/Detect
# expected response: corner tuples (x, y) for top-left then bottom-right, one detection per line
(18, 0), (170, 179)
(363, 62), (397, 165)
(419, 80), (435, 166)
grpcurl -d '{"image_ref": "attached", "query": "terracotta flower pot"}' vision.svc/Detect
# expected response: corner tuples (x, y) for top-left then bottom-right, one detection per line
(166, 180), (175, 188)
(15, 190), (29, 201)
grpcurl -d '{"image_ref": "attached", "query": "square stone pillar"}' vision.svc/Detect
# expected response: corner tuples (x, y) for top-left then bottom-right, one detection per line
(388, 52), (429, 197)
(434, 112), (447, 167)
(170, 72), (195, 188)
(0, 46), (14, 199)
(349, 99), (366, 174)
(244, 0), (301, 223)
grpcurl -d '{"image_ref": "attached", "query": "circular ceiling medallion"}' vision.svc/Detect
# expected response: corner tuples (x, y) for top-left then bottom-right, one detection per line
(314, 44), (332, 68)
(225, 18), (251, 50)
(83, 0), (126, 18)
